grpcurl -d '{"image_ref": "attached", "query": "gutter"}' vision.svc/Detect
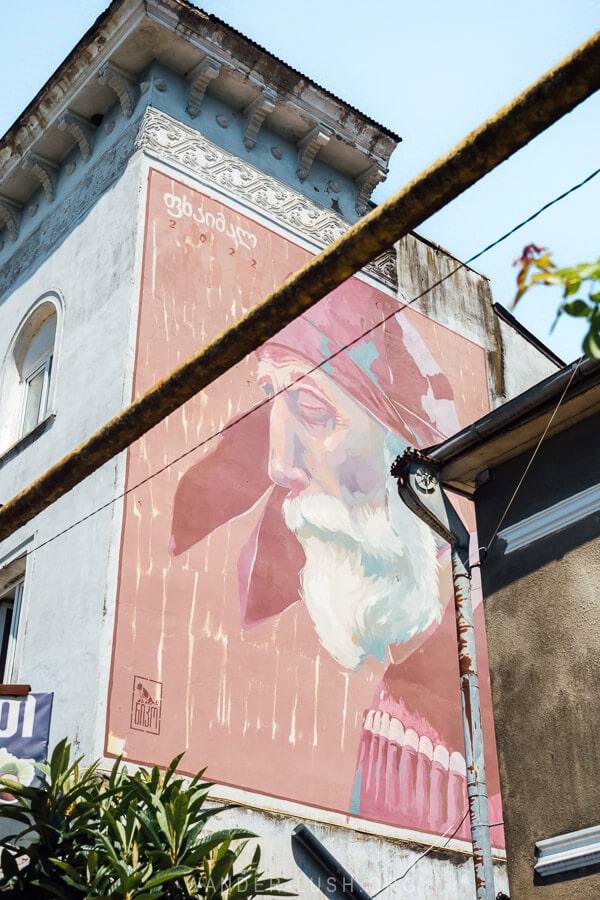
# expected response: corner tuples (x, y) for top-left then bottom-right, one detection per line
(428, 356), (600, 469)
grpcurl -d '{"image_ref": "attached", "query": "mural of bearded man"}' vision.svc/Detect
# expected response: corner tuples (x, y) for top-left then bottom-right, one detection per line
(169, 276), (502, 840)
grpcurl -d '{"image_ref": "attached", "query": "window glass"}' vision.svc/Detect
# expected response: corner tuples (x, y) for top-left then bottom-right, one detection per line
(0, 579), (23, 682)
(21, 356), (52, 436)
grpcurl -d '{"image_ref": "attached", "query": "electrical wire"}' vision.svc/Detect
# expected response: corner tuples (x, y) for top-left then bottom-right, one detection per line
(4, 163), (598, 563)
(479, 354), (584, 557)
(465, 164), (600, 267)
(371, 807), (471, 897)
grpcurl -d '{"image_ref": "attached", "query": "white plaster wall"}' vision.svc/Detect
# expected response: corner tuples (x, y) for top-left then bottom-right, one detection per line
(198, 803), (509, 898)
(0, 149), (147, 759)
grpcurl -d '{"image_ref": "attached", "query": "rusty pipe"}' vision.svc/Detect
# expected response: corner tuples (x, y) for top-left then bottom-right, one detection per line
(1, 31), (600, 541)
(392, 450), (495, 898)
(451, 539), (495, 900)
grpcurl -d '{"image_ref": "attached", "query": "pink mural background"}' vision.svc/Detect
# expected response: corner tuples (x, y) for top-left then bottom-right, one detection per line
(107, 169), (502, 845)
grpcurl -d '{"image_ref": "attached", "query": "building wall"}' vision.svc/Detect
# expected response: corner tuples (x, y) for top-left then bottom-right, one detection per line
(0, 145), (149, 757)
(101, 110), (510, 894)
(396, 234), (559, 406)
(476, 412), (600, 898)
(0, 77), (532, 896)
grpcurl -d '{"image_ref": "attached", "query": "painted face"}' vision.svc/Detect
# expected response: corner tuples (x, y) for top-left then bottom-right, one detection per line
(257, 349), (440, 671)
(257, 351), (389, 510)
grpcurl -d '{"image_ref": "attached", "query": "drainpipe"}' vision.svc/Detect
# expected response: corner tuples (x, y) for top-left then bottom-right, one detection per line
(391, 448), (495, 900)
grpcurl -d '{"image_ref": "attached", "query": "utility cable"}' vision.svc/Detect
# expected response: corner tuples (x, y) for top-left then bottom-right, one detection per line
(371, 807), (470, 896)
(465, 164), (600, 266)
(3, 164), (598, 562)
(479, 354), (584, 557)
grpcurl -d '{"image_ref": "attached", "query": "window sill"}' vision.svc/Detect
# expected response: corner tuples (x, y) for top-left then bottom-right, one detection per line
(0, 413), (56, 471)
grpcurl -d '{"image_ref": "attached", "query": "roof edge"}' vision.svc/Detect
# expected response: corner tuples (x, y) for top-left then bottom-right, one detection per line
(429, 356), (599, 471)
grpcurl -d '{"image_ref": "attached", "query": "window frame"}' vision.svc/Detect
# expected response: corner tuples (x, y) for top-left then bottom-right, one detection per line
(0, 555), (27, 684)
(0, 575), (24, 684)
(20, 352), (53, 439)
(1, 291), (62, 455)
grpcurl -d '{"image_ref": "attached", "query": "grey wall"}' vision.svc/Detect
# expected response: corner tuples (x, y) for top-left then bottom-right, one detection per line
(476, 412), (600, 898)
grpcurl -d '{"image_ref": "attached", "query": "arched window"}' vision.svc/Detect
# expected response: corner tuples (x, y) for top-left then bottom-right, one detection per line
(0, 293), (61, 454)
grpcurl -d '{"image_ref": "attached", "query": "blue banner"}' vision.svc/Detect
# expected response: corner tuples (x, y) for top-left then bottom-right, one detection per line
(0, 693), (53, 795)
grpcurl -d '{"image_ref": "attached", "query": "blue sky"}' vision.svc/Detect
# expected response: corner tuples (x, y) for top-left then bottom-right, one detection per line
(1, 0), (599, 362)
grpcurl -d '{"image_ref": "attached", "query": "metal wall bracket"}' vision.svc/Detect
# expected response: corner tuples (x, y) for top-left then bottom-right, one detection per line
(391, 448), (469, 549)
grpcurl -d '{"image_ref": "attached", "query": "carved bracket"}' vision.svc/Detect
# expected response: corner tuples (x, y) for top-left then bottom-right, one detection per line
(0, 195), (22, 242)
(187, 57), (221, 118)
(296, 125), (332, 182)
(355, 162), (388, 215)
(58, 109), (96, 161)
(22, 152), (59, 202)
(98, 62), (139, 119)
(243, 88), (277, 151)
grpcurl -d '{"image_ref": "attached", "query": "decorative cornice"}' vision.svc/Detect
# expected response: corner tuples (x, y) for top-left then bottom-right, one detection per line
(136, 107), (397, 288)
(58, 110), (96, 162)
(186, 57), (221, 118)
(0, 117), (140, 300)
(22, 153), (59, 202)
(243, 89), (277, 151)
(98, 62), (139, 119)
(498, 480), (600, 554)
(296, 126), (332, 182)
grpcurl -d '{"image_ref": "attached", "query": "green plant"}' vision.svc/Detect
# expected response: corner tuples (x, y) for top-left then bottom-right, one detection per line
(0, 739), (294, 899)
(512, 244), (600, 358)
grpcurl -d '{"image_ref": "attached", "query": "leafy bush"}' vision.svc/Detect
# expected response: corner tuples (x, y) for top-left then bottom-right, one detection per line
(0, 739), (293, 898)
(513, 244), (600, 358)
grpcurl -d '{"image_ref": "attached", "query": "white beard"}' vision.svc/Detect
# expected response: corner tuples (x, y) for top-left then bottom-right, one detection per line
(283, 468), (440, 672)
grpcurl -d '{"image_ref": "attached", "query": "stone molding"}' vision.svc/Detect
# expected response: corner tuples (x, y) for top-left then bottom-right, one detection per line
(186, 58), (221, 119)
(296, 126), (332, 182)
(242, 88), (278, 151)
(58, 110), (97, 162)
(498, 480), (600, 554)
(98, 62), (139, 119)
(0, 196), (22, 243)
(136, 107), (397, 288)
(22, 153), (59, 203)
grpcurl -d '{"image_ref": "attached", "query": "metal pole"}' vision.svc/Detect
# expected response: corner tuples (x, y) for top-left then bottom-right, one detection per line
(1, 30), (600, 541)
(450, 539), (495, 899)
(392, 450), (495, 899)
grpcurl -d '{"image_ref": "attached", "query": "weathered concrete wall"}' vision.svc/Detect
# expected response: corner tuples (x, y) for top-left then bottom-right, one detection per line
(397, 234), (558, 408)
(212, 802), (509, 897)
(0, 148), (146, 756)
(477, 412), (600, 897)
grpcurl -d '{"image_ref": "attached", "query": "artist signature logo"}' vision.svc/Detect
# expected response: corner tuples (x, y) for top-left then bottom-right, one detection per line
(130, 677), (162, 735)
